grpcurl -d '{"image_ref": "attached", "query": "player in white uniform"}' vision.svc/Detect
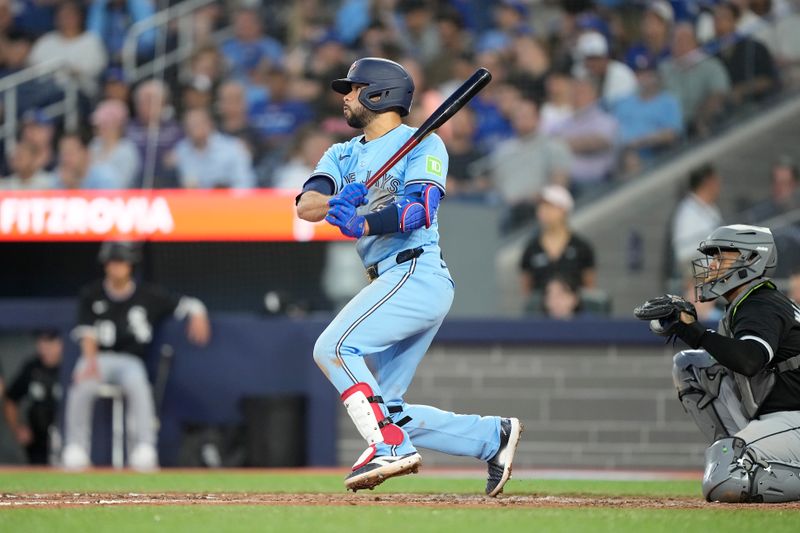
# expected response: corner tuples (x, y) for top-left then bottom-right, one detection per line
(296, 58), (522, 494)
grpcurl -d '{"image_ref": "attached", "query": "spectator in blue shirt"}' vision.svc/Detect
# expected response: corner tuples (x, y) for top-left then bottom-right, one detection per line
(249, 65), (314, 153)
(53, 132), (119, 190)
(175, 108), (255, 190)
(87, 0), (155, 63)
(220, 7), (283, 82)
(611, 56), (682, 176)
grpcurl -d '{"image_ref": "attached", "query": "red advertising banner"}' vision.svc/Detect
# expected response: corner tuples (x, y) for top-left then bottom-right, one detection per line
(0, 189), (347, 242)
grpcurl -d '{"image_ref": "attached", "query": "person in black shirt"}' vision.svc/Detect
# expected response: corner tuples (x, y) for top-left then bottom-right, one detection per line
(643, 224), (800, 502)
(3, 328), (63, 465)
(62, 241), (211, 471)
(519, 185), (596, 312)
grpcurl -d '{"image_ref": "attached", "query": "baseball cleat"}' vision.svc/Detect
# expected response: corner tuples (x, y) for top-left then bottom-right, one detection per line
(345, 452), (422, 492)
(486, 417), (523, 497)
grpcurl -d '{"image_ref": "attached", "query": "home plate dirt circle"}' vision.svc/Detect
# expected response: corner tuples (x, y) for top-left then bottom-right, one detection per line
(3, 492), (800, 509)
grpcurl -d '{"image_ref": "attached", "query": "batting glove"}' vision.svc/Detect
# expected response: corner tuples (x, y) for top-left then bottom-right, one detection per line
(336, 182), (369, 207)
(326, 196), (366, 238)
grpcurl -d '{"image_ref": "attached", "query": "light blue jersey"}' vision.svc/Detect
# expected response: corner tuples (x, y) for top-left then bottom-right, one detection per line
(312, 124), (448, 267)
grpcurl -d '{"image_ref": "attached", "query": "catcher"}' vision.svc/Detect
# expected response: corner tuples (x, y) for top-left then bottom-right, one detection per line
(634, 224), (800, 503)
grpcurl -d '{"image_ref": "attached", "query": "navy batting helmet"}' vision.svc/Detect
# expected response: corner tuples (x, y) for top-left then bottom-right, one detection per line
(331, 58), (415, 117)
(98, 240), (141, 264)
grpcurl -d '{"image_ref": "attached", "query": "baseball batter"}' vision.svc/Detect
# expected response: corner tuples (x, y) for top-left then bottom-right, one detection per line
(296, 58), (522, 494)
(635, 225), (800, 502)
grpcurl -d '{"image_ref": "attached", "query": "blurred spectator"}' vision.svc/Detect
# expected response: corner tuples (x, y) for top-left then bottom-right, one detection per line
(660, 23), (731, 137)
(335, 0), (373, 46)
(216, 80), (263, 163)
(734, 0), (780, 54)
(175, 108), (255, 189)
(490, 95), (572, 231)
(477, 0), (531, 55)
(0, 140), (54, 189)
(711, 2), (779, 105)
(0, 0), (13, 39)
(53, 132), (118, 190)
(512, 35), (551, 82)
(87, 0), (155, 64)
(89, 99), (140, 188)
(63, 241), (210, 470)
(539, 72), (575, 135)
(220, 7), (284, 82)
(272, 127), (334, 190)
(397, 0), (440, 63)
(611, 57), (682, 176)
(425, 8), (471, 89)
(572, 31), (638, 105)
(550, 77), (619, 195)
(101, 66), (131, 103)
(670, 163), (723, 277)
(519, 184), (596, 297)
(789, 270), (800, 304)
(126, 79), (183, 188)
(0, 29), (63, 115)
(624, 1), (674, 70)
(542, 275), (584, 320)
(178, 45), (225, 115)
(2, 328), (63, 465)
(19, 111), (56, 171)
(743, 156), (800, 223)
(0, 28), (34, 78)
(456, 51), (513, 151)
(443, 105), (489, 197)
(28, 1), (108, 99)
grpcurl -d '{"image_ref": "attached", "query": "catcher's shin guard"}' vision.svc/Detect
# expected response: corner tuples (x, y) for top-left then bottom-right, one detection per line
(673, 352), (730, 442)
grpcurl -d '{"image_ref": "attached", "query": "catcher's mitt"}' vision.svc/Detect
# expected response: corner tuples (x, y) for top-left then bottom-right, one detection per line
(633, 294), (697, 337)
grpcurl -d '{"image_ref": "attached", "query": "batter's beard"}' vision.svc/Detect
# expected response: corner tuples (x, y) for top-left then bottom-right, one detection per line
(345, 106), (378, 129)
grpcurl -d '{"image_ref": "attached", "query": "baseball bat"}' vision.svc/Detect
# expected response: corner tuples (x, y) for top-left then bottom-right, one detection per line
(364, 67), (492, 189)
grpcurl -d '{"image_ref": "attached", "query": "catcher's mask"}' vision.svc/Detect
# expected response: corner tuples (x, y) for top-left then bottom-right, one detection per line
(692, 224), (777, 302)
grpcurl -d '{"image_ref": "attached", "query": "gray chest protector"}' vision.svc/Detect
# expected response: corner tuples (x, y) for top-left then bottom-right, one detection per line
(718, 279), (796, 419)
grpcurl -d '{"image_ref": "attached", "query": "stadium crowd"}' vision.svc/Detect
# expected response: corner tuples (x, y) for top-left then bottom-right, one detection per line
(1, 1), (799, 198)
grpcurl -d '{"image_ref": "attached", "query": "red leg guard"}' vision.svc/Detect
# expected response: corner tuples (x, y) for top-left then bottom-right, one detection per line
(341, 382), (404, 446)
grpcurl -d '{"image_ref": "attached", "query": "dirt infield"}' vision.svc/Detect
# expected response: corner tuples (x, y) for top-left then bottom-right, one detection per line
(2, 492), (800, 509)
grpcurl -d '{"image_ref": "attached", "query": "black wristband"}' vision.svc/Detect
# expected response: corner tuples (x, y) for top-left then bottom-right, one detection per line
(675, 321), (708, 349)
(363, 206), (399, 236)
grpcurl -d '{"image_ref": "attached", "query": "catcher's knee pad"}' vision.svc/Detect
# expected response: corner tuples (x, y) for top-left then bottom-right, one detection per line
(704, 437), (800, 503)
(673, 351), (729, 442)
(703, 437), (751, 502)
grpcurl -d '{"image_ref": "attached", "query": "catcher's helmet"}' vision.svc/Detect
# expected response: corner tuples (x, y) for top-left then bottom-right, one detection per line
(692, 224), (777, 302)
(331, 57), (415, 117)
(98, 240), (141, 264)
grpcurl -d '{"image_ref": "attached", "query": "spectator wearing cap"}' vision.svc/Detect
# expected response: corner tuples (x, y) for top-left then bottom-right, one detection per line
(19, 111), (56, 171)
(87, 0), (155, 64)
(519, 184), (596, 299)
(710, 1), (779, 105)
(2, 328), (63, 465)
(175, 108), (255, 189)
(1, 140), (54, 189)
(610, 55), (682, 176)
(53, 132), (118, 189)
(624, 1), (674, 71)
(572, 31), (638, 105)
(126, 79), (183, 188)
(489, 94), (572, 231)
(660, 22), (731, 137)
(27, 1), (108, 98)
(89, 99), (140, 188)
(220, 7), (284, 83)
(551, 77), (619, 196)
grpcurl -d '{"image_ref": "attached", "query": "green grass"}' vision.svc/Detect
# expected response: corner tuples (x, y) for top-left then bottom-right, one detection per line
(1, 471), (797, 533)
(0, 470), (700, 497)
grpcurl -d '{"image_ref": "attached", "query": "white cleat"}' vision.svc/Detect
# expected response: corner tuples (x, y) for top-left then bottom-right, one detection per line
(129, 443), (159, 472)
(345, 452), (422, 492)
(62, 444), (91, 470)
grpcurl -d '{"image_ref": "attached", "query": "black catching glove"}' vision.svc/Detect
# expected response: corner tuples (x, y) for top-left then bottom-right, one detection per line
(633, 294), (698, 338)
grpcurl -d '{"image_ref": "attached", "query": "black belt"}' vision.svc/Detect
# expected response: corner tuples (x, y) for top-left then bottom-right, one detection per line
(366, 247), (424, 282)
